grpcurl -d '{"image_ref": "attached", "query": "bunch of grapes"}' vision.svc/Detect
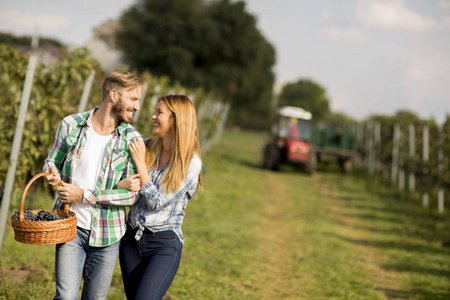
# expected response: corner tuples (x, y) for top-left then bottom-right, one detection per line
(12, 209), (71, 221)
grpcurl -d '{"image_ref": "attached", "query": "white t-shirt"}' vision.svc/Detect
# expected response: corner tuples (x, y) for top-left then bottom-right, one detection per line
(72, 121), (113, 229)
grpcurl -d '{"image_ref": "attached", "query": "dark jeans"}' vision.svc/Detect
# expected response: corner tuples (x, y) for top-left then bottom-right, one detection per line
(119, 225), (182, 300)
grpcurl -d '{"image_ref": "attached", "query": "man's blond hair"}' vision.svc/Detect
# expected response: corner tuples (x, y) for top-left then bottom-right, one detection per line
(102, 70), (143, 100)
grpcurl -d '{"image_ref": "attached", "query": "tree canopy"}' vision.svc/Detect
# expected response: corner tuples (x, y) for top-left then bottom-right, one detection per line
(278, 79), (331, 123)
(117, 0), (276, 128)
(0, 32), (64, 47)
(326, 111), (357, 123)
(367, 110), (421, 127)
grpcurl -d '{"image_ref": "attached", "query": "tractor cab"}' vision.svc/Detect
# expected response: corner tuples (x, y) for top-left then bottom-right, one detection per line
(271, 106), (312, 142)
(263, 106), (316, 173)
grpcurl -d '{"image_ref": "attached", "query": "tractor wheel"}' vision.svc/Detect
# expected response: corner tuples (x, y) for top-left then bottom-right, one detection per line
(270, 146), (280, 170)
(305, 151), (317, 175)
(264, 145), (279, 171)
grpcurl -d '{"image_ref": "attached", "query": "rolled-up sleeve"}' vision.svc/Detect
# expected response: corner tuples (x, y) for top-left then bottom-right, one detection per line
(43, 120), (69, 174)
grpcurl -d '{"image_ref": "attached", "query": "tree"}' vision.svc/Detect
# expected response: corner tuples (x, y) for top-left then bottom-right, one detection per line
(0, 32), (64, 47)
(116, 0), (275, 129)
(367, 110), (421, 128)
(278, 79), (330, 123)
(325, 111), (357, 123)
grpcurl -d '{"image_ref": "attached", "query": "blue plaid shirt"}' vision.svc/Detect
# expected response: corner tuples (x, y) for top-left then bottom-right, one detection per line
(128, 152), (202, 243)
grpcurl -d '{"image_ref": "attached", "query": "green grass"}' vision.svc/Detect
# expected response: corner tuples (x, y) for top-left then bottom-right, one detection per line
(1, 130), (449, 299)
(323, 173), (450, 299)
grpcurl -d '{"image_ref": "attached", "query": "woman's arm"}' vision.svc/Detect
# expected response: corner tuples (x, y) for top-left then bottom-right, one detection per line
(129, 138), (151, 187)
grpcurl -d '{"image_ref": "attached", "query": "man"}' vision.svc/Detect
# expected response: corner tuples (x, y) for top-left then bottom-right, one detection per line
(44, 70), (143, 300)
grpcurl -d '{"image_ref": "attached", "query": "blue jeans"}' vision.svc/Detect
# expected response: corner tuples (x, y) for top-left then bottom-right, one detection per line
(54, 227), (120, 300)
(120, 225), (182, 300)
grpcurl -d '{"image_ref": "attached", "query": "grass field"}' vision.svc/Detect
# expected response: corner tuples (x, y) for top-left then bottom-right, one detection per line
(1, 130), (450, 299)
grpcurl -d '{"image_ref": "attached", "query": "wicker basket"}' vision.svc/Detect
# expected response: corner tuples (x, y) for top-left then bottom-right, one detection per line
(10, 172), (77, 245)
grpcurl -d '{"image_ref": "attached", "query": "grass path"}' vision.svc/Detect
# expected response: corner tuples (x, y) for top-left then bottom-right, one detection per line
(253, 171), (299, 298)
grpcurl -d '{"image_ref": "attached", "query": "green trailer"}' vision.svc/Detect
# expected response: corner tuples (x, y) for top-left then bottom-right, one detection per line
(310, 127), (357, 173)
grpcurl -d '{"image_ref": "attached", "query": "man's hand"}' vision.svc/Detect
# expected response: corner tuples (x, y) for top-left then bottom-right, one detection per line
(57, 182), (83, 203)
(45, 165), (61, 186)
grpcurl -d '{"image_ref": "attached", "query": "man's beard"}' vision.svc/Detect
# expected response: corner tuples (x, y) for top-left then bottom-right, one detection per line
(111, 98), (129, 124)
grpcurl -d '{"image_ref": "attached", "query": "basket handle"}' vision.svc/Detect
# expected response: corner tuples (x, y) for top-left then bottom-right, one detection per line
(19, 172), (68, 221)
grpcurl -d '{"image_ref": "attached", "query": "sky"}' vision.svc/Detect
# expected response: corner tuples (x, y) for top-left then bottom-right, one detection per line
(0, 0), (449, 123)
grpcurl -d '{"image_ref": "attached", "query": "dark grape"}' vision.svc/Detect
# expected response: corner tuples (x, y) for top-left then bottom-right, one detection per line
(11, 209), (70, 221)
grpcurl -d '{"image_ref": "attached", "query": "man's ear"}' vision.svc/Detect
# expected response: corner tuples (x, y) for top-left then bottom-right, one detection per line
(110, 89), (118, 102)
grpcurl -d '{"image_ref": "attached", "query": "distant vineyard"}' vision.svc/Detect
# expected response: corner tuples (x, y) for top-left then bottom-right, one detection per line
(328, 116), (450, 212)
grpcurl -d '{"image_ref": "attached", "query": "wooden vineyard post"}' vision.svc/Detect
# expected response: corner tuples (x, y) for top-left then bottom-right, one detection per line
(423, 124), (429, 207)
(398, 127), (405, 191)
(374, 123), (381, 175)
(391, 124), (400, 186)
(0, 33), (39, 256)
(438, 125), (445, 213)
(409, 124), (415, 194)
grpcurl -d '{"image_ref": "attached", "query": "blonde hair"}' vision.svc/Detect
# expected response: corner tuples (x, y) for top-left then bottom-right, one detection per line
(102, 70), (143, 100)
(145, 95), (203, 194)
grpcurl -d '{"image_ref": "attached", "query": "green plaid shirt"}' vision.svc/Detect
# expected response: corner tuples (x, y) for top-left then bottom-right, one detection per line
(43, 107), (141, 247)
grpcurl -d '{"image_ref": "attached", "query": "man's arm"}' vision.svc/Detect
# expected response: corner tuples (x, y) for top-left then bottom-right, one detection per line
(57, 157), (139, 206)
(43, 121), (68, 185)
(81, 133), (143, 207)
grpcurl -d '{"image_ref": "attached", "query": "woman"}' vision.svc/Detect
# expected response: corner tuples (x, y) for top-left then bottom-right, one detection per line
(118, 94), (203, 300)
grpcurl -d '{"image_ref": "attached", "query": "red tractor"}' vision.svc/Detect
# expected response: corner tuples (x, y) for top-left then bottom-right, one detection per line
(263, 106), (317, 174)
(263, 106), (356, 174)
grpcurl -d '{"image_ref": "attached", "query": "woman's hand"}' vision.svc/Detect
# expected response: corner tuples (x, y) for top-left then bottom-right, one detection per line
(117, 174), (141, 192)
(129, 138), (151, 187)
(129, 138), (146, 166)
